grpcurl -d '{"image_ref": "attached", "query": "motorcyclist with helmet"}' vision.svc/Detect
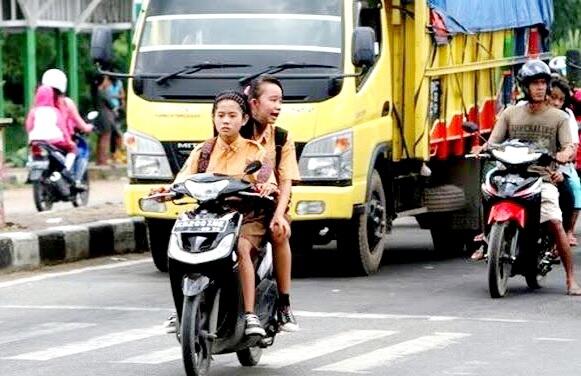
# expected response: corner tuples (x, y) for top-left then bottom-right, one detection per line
(472, 60), (581, 295)
(41, 69), (93, 188)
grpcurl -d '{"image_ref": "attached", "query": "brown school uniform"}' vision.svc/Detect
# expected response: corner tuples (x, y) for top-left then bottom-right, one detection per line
(175, 136), (276, 249)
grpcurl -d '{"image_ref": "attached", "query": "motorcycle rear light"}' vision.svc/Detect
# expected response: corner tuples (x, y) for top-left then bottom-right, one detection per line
(30, 144), (47, 157)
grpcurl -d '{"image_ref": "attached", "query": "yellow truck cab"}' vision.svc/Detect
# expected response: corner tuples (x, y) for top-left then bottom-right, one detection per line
(92, 0), (554, 273)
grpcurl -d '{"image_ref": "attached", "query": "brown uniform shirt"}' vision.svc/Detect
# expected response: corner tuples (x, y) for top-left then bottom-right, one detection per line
(253, 124), (301, 183)
(174, 136), (276, 185)
(488, 104), (572, 180)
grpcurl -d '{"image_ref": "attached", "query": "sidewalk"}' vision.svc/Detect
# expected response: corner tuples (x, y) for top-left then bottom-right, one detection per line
(0, 164), (151, 272)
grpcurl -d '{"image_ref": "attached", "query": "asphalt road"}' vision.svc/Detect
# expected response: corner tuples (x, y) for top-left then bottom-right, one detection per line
(1, 220), (581, 376)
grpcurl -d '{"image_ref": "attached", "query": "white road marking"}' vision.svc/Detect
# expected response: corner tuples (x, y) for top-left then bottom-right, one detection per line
(0, 258), (150, 289)
(294, 310), (532, 324)
(0, 322), (95, 346)
(254, 330), (396, 369)
(535, 337), (576, 342)
(0, 305), (170, 312)
(6, 325), (164, 361)
(0, 305), (534, 324)
(116, 347), (181, 364)
(315, 332), (470, 373)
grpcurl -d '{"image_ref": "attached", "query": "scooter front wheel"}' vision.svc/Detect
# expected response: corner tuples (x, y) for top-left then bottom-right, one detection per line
(487, 221), (518, 298)
(181, 294), (211, 376)
(72, 171), (89, 207)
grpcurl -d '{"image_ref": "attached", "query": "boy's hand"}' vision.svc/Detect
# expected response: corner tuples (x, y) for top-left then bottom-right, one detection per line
(550, 170), (564, 184)
(270, 213), (291, 239)
(555, 151), (571, 164)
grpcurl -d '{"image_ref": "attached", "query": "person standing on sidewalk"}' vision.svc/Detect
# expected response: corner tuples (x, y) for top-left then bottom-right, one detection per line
(90, 74), (116, 165)
(244, 75), (300, 331)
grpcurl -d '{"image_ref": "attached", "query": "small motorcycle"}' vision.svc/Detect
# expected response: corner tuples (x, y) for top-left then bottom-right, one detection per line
(140, 162), (279, 376)
(26, 111), (97, 211)
(468, 139), (559, 298)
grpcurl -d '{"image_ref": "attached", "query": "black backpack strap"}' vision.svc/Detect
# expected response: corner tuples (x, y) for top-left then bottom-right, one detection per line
(274, 126), (288, 170)
(196, 137), (217, 173)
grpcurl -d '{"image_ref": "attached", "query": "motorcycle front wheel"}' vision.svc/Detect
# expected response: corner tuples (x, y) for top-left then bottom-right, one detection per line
(33, 182), (53, 212)
(181, 294), (211, 376)
(237, 346), (263, 367)
(487, 221), (518, 298)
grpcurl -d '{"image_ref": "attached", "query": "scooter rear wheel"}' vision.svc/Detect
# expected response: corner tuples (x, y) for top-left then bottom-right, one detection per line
(181, 295), (211, 376)
(33, 182), (53, 212)
(236, 346), (263, 367)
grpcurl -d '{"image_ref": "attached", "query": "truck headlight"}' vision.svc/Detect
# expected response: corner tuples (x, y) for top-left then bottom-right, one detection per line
(124, 131), (172, 180)
(299, 130), (352, 181)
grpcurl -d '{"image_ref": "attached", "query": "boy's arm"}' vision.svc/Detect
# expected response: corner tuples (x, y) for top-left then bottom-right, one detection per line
(274, 135), (300, 216)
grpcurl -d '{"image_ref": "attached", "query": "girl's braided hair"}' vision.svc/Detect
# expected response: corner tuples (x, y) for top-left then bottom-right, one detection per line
(212, 90), (249, 115)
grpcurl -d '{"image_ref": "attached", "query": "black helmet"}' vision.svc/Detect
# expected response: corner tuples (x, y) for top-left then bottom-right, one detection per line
(517, 60), (552, 86)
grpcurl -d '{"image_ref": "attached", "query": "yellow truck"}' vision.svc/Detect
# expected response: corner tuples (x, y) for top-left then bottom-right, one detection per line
(93, 0), (553, 273)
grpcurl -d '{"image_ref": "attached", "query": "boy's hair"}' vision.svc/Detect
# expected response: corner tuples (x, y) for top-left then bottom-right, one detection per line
(212, 90), (249, 115)
(550, 77), (572, 109)
(247, 75), (284, 100)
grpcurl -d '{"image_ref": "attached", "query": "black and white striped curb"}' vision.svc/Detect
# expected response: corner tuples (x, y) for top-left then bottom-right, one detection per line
(0, 217), (149, 271)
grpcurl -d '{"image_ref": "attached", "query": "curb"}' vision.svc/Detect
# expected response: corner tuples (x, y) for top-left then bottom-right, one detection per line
(0, 217), (149, 271)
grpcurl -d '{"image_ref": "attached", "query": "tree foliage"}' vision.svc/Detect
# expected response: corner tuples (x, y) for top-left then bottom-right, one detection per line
(552, 0), (581, 43)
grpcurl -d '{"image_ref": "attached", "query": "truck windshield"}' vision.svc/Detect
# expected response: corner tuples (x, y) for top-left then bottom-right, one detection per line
(136, 0), (343, 74)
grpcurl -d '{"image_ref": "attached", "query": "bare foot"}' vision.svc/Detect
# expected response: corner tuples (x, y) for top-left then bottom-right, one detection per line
(470, 247), (485, 261)
(569, 233), (578, 246)
(567, 283), (581, 296)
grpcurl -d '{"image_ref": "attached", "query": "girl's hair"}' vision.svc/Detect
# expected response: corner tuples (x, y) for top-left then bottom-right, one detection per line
(550, 77), (572, 109)
(247, 75), (284, 100)
(212, 90), (249, 115)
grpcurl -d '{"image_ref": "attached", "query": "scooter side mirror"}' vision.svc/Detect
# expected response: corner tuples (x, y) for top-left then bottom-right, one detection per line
(87, 111), (99, 121)
(462, 121), (479, 134)
(244, 160), (262, 175)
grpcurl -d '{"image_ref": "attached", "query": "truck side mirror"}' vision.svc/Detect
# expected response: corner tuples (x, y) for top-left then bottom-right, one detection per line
(352, 27), (377, 68)
(90, 27), (114, 67)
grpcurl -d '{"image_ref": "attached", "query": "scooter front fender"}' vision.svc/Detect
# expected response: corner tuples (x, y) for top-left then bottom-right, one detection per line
(182, 275), (210, 297)
(488, 201), (526, 228)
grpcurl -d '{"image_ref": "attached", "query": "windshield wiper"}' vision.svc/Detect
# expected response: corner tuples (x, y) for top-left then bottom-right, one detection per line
(156, 62), (251, 85)
(239, 62), (338, 84)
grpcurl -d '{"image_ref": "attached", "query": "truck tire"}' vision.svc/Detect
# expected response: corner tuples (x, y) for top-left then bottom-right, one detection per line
(338, 170), (387, 275)
(146, 218), (174, 272)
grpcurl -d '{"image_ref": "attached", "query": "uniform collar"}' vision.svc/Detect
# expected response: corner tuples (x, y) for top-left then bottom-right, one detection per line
(254, 123), (274, 145)
(216, 135), (244, 152)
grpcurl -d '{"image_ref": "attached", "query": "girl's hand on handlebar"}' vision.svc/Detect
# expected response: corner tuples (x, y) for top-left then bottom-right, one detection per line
(254, 183), (279, 198)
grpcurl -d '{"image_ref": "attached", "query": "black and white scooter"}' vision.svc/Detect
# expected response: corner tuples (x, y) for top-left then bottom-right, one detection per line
(140, 162), (279, 376)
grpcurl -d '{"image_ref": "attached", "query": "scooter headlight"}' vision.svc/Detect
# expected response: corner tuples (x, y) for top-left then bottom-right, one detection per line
(184, 180), (229, 202)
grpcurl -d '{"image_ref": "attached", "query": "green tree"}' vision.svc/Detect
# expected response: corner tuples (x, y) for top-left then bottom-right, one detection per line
(552, 0), (581, 42)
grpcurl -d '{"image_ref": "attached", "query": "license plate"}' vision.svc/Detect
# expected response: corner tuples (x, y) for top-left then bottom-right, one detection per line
(175, 218), (228, 233)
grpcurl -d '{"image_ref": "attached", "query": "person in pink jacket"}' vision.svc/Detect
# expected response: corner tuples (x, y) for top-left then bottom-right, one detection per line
(41, 69), (93, 136)
(25, 85), (77, 171)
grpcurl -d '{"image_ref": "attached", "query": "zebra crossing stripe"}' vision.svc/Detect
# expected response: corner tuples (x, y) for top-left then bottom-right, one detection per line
(116, 347), (181, 364)
(0, 322), (96, 346)
(315, 332), (470, 373)
(255, 330), (396, 369)
(6, 325), (164, 361)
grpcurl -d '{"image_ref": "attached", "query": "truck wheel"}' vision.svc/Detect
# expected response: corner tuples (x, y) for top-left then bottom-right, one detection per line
(146, 218), (174, 272)
(338, 170), (387, 275)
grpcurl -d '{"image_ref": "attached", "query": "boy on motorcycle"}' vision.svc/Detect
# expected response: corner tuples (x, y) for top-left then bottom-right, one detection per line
(154, 90), (278, 337)
(244, 75), (301, 332)
(472, 60), (581, 295)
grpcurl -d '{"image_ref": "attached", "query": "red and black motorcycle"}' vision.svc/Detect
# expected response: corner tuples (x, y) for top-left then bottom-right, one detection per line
(468, 139), (559, 298)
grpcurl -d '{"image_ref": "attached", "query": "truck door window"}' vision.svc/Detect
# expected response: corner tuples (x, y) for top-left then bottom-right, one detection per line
(354, 0), (383, 87)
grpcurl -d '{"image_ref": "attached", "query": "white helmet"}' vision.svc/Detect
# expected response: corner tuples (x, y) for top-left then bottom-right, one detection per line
(549, 56), (567, 76)
(41, 69), (68, 93)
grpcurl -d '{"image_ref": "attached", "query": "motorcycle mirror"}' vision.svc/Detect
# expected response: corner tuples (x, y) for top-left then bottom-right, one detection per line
(244, 160), (262, 175)
(462, 121), (479, 134)
(87, 111), (99, 121)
